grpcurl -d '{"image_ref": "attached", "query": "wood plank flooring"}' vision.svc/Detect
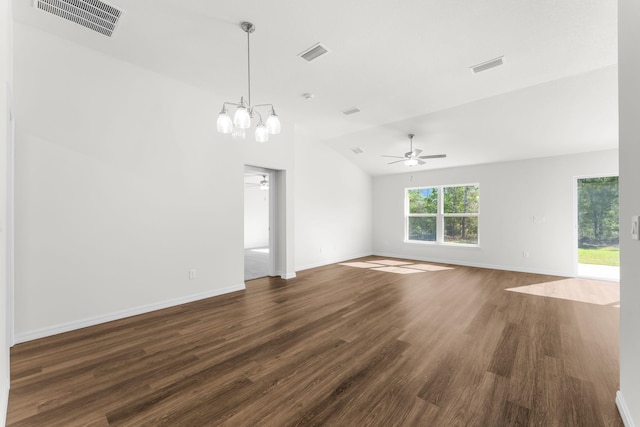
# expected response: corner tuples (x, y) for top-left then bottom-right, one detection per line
(7, 257), (622, 426)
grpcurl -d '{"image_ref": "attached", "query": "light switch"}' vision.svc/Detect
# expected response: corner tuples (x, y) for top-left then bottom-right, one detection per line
(632, 216), (639, 240)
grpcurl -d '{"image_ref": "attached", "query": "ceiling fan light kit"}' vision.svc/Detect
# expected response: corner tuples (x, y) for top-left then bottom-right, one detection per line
(259, 175), (269, 191)
(217, 21), (281, 142)
(246, 175), (270, 191)
(382, 133), (447, 167)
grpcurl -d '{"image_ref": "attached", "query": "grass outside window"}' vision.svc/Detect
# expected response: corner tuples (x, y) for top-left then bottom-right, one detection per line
(578, 246), (619, 267)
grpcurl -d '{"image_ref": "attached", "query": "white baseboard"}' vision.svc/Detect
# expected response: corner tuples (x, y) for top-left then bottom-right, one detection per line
(295, 252), (373, 272)
(617, 391), (635, 427)
(372, 251), (571, 278)
(281, 272), (297, 279)
(1, 379), (8, 427)
(14, 284), (246, 344)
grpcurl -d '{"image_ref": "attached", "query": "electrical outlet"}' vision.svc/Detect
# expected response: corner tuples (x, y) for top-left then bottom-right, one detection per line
(532, 216), (547, 224)
(189, 269), (197, 280)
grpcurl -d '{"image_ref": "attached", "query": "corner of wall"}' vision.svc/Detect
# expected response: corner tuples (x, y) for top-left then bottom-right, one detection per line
(295, 251), (373, 273)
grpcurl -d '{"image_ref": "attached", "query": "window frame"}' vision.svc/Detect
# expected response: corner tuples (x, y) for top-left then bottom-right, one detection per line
(405, 183), (480, 246)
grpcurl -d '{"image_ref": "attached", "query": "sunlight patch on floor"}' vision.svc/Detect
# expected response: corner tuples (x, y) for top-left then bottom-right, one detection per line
(407, 264), (455, 272)
(340, 262), (386, 269)
(373, 260), (413, 266)
(371, 266), (424, 274)
(339, 260), (454, 275)
(505, 278), (620, 306)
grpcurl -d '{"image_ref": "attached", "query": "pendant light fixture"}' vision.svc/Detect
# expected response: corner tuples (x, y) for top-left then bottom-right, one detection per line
(217, 22), (281, 142)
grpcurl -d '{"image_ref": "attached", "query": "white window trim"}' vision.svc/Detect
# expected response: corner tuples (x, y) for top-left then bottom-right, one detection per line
(405, 183), (480, 246)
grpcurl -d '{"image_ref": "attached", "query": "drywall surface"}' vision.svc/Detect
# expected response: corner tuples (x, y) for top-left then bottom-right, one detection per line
(618, 0), (640, 424)
(373, 150), (618, 276)
(13, 24), (295, 340)
(244, 185), (269, 249)
(1, 0), (12, 422)
(294, 133), (372, 270)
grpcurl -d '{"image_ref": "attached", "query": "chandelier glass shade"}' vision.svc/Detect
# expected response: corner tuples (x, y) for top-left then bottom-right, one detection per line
(217, 22), (281, 142)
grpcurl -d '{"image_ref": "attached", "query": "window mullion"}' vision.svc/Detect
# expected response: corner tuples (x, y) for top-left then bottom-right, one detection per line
(437, 185), (443, 243)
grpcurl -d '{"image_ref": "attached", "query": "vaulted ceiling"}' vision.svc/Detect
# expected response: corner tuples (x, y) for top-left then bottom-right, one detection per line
(13, 0), (618, 175)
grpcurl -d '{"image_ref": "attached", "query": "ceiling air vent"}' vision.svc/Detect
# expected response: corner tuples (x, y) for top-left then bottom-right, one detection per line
(33, 0), (124, 37)
(351, 147), (365, 154)
(470, 56), (504, 74)
(298, 43), (329, 62)
(342, 107), (361, 116)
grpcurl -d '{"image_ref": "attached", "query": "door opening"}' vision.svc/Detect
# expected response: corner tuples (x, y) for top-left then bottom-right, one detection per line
(244, 166), (274, 281)
(576, 175), (619, 281)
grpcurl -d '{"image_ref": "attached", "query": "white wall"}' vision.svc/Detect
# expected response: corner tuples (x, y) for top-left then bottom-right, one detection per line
(294, 133), (372, 270)
(244, 185), (269, 249)
(1, 0), (12, 423)
(373, 150), (618, 276)
(13, 24), (295, 341)
(618, 1), (640, 424)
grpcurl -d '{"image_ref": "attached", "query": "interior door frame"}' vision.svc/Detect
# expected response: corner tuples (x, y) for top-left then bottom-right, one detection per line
(244, 165), (277, 278)
(6, 82), (14, 347)
(573, 173), (619, 278)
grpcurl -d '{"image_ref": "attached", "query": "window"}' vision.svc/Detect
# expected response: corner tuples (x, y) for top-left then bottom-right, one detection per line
(406, 184), (479, 245)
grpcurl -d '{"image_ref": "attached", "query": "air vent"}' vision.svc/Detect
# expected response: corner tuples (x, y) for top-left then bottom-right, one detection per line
(33, 0), (124, 37)
(298, 43), (329, 62)
(470, 56), (504, 74)
(351, 147), (365, 154)
(342, 107), (361, 115)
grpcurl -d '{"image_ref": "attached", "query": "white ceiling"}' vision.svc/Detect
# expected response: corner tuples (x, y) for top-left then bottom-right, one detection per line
(13, 0), (618, 176)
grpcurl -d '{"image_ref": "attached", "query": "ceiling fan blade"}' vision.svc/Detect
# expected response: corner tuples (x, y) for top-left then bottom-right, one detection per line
(413, 149), (422, 156)
(418, 154), (447, 159)
(417, 159), (426, 165)
(381, 155), (406, 159)
(387, 159), (406, 165)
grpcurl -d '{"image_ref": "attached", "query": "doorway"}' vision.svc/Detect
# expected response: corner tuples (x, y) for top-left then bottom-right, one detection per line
(244, 166), (274, 280)
(576, 175), (619, 281)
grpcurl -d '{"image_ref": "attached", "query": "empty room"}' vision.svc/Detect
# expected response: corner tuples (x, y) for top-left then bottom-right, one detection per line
(1, 0), (639, 426)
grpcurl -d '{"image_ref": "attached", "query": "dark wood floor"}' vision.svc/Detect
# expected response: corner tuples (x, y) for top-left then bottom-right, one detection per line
(7, 257), (622, 426)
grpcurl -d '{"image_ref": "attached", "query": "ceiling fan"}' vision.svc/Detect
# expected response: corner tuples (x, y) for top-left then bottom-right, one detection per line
(382, 134), (446, 166)
(245, 175), (269, 191)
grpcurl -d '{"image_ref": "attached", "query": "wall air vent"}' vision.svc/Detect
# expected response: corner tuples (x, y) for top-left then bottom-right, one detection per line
(470, 56), (504, 74)
(342, 107), (361, 115)
(33, 0), (124, 37)
(298, 43), (329, 62)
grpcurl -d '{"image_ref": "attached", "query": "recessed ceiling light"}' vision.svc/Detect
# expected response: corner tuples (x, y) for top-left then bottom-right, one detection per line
(470, 56), (504, 74)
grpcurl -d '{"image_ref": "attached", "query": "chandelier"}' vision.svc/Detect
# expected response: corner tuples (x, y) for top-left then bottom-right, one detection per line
(216, 22), (281, 142)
